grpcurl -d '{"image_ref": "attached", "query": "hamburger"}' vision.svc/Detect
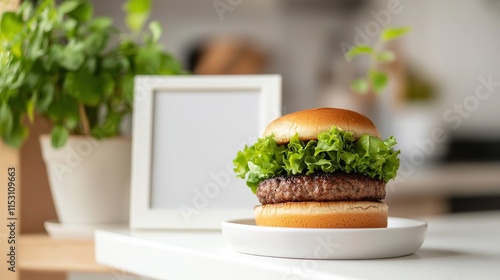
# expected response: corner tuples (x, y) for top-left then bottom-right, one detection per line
(233, 108), (400, 228)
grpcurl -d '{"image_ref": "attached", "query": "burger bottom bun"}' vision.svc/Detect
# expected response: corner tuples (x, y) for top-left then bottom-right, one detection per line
(254, 201), (388, 228)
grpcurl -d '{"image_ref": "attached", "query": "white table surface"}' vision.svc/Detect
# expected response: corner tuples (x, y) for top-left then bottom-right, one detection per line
(95, 211), (500, 280)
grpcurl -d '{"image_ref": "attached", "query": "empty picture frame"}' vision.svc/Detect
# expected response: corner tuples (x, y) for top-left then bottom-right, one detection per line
(130, 75), (281, 229)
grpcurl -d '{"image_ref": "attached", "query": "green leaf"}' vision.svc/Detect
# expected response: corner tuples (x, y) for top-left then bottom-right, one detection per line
(93, 110), (121, 138)
(124, 0), (152, 14)
(47, 96), (80, 124)
(134, 44), (162, 74)
(2, 61), (24, 89)
(37, 83), (55, 112)
(3, 122), (28, 148)
(376, 51), (396, 63)
(59, 0), (82, 14)
(66, 69), (116, 106)
(345, 45), (373, 61)
(0, 12), (24, 41)
(68, 0), (93, 22)
(381, 27), (411, 41)
(350, 79), (369, 94)
(123, 0), (152, 32)
(89, 17), (113, 31)
(51, 125), (69, 148)
(23, 72), (39, 92)
(10, 41), (22, 58)
(122, 74), (134, 103)
(83, 32), (109, 56)
(148, 21), (162, 44)
(18, 1), (33, 20)
(101, 72), (115, 97)
(57, 41), (86, 71)
(233, 126), (400, 193)
(26, 28), (46, 59)
(36, 2), (58, 32)
(27, 95), (36, 123)
(102, 54), (130, 73)
(45, 46), (62, 72)
(159, 53), (186, 74)
(369, 70), (388, 94)
(0, 102), (13, 137)
(66, 71), (100, 105)
(64, 110), (80, 130)
(125, 13), (148, 33)
(83, 57), (97, 73)
(62, 17), (78, 34)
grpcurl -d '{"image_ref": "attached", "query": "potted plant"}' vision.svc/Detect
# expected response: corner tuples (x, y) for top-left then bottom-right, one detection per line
(0, 0), (185, 225)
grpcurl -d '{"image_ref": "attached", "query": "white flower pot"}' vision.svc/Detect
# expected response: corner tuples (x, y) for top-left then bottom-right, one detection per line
(40, 135), (131, 224)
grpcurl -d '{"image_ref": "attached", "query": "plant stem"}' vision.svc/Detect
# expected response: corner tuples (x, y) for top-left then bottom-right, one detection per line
(366, 39), (386, 93)
(369, 39), (385, 72)
(79, 104), (91, 135)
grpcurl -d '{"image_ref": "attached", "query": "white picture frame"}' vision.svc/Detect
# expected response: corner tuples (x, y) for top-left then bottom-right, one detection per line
(130, 75), (281, 229)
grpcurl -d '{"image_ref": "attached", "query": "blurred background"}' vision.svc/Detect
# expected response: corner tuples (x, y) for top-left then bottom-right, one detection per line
(18, 0), (500, 237)
(90, 0), (500, 215)
(5, 0), (500, 279)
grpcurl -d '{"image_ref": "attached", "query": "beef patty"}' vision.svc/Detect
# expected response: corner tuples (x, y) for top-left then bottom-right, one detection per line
(256, 172), (385, 205)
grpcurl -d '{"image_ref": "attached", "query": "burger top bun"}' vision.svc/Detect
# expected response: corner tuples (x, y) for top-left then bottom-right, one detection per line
(264, 108), (380, 144)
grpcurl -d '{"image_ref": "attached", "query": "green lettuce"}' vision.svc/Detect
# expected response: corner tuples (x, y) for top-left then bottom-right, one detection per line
(233, 126), (400, 193)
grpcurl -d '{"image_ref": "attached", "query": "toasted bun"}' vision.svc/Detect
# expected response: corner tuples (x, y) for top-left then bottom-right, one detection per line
(254, 201), (388, 228)
(264, 108), (380, 144)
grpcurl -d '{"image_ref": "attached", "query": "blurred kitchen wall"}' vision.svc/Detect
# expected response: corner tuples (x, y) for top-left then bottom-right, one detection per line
(388, 0), (500, 138)
(92, 0), (366, 114)
(93, 0), (500, 137)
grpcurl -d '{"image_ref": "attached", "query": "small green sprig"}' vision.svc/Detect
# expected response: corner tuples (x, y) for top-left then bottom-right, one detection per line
(346, 27), (411, 95)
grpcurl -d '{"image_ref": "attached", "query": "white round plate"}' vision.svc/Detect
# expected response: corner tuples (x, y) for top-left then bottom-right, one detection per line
(221, 217), (427, 259)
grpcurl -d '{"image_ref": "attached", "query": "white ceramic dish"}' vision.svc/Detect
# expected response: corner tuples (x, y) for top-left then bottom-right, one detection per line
(44, 219), (128, 239)
(221, 217), (427, 259)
